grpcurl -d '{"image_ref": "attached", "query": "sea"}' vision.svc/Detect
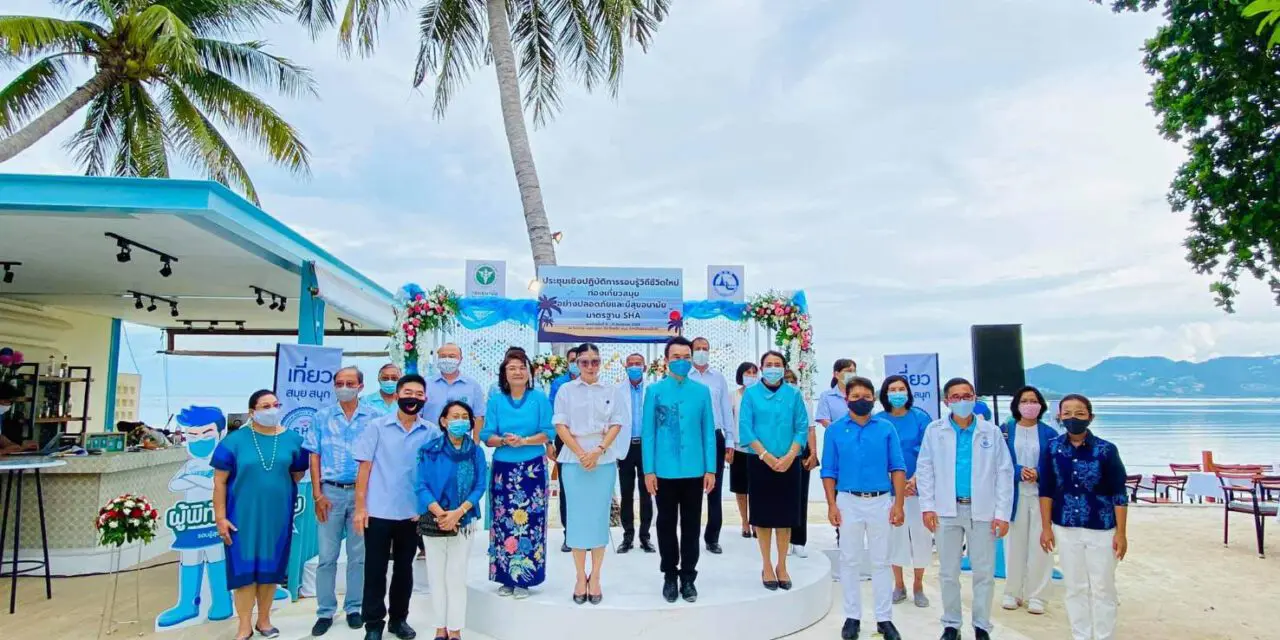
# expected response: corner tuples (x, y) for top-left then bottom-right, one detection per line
(138, 395), (1280, 475)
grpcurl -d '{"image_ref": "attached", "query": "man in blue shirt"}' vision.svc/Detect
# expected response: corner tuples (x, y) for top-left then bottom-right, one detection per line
(305, 366), (377, 636)
(642, 337), (716, 604)
(1038, 394), (1128, 640)
(616, 352), (655, 554)
(821, 377), (906, 640)
(353, 374), (439, 640)
(422, 343), (487, 439)
(361, 363), (401, 416)
(550, 346), (580, 552)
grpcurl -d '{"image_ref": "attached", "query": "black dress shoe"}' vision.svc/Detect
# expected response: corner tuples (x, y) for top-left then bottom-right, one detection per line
(347, 613), (363, 629)
(617, 538), (634, 553)
(640, 538), (656, 553)
(940, 627), (960, 640)
(974, 627), (991, 640)
(363, 629), (383, 640)
(312, 618), (333, 636)
(741, 529), (752, 538)
(840, 618), (860, 640)
(662, 577), (679, 603)
(561, 541), (571, 553)
(388, 620), (416, 640)
(680, 580), (698, 603)
(705, 542), (723, 554)
(877, 621), (902, 640)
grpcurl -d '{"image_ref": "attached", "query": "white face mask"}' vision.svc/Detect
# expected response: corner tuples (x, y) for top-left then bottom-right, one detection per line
(0, 404), (10, 416)
(692, 350), (710, 367)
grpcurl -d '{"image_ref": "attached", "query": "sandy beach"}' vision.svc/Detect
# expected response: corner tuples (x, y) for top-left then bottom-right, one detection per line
(3, 504), (1273, 639)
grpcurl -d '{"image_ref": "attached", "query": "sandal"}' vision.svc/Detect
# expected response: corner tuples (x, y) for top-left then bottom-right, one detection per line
(255, 626), (280, 638)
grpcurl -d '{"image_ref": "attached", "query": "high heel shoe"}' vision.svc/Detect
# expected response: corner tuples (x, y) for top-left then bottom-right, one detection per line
(573, 575), (589, 605)
(776, 569), (792, 590)
(761, 571), (779, 591)
(587, 572), (602, 604)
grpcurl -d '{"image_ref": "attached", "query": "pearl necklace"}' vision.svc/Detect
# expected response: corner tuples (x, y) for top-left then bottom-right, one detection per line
(250, 425), (281, 472)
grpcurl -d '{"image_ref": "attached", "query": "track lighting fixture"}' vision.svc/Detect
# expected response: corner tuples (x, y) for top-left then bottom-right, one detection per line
(146, 298), (157, 312)
(159, 257), (173, 278)
(116, 240), (132, 263)
(250, 286), (288, 313)
(170, 303), (180, 318)
(0, 262), (18, 284)
(125, 290), (178, 317)
(106, 233), (178, 276)
(133, 293), (144, 309)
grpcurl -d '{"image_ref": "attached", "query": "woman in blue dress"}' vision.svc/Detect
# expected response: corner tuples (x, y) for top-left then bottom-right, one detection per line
(877, 374), (934, 608)
(212, 390), (309, 640)
(480, 350), (555, 598)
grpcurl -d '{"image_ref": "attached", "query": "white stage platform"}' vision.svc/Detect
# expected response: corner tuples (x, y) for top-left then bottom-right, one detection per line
(465, 527), (830, 640)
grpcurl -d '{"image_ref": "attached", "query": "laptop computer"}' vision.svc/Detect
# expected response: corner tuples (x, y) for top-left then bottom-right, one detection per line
(6, 433), (68, 457)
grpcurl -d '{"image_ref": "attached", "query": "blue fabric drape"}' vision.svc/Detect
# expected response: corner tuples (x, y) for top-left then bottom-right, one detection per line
(681, 300), (747, 320)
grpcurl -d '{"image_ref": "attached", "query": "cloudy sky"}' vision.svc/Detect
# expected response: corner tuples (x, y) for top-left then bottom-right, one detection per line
(6, 0), (1280, 382)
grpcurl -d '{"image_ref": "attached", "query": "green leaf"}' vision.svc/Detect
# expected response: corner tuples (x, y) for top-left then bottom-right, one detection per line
(412, 0), (485, 117)
(0, 55), (75, 134)
(0, 15), (101, 60)
(176, 67), (310, 176)
(193, 39), (317, 98)
(162, 78), (259, 202)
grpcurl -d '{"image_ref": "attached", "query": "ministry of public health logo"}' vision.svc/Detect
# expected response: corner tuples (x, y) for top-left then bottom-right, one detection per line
(474, 265), (497, 286)
(283, 406), (317, 438)
(712, 269), (740, 296)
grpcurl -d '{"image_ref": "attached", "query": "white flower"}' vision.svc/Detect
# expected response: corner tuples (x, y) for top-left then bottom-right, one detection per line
(108, 522), (119, 529)
(129, 519), (139, 526)
(124, 500), (135, 509)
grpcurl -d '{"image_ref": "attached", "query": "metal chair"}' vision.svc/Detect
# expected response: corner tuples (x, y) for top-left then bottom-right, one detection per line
(1124, 474), (1142, 503)
(1136, 474), (1188, 503)
(1218, 471), (1279, 558)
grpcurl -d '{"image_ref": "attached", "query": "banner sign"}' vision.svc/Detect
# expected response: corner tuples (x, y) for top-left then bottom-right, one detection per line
(883, 353), (942, 421)
(465, 259), (506, 298)
(534, 266), (684, 343)
(706, 265), (745, 302)
(273, 343), (342, 441)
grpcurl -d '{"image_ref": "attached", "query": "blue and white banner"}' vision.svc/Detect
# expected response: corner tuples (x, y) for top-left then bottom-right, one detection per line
(273, 343), (342, 441)
(883, 353), (942, 421)
(535, 266), (684, 343)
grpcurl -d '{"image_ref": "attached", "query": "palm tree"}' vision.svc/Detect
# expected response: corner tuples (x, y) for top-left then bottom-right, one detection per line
(295, 0), (670, 266)
(0, 0), (314, 204)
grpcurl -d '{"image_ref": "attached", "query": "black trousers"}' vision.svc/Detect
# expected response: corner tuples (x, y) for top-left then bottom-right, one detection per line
(361, 517), (417, 631)
(555, 435), (568, 531)
(793, 445), (812, 547)
(617, 440), (652, 541)
(656, 477), (703, 582)
(704, 430), (726, 544)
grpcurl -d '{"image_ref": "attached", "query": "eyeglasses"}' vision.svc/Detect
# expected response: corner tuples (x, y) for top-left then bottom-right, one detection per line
(256, 402), (282, 410)
(947, 394), (976, 402)
(335, 382), (361, 389)
(578, 359), (601, 366)
(504, 365), (528, 373)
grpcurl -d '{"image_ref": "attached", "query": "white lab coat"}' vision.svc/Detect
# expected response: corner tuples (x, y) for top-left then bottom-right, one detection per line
(917, 416), (1014, 522)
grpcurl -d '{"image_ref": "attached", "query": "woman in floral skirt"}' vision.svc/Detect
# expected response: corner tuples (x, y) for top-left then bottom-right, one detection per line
(480, 350), (556, 597)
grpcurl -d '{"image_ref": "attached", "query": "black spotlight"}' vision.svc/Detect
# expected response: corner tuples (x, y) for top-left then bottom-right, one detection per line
(256, 291), (265, 306)
(146, 298), (158, 312)
(2, 265), (14, 284)
(278, 298), (287, 312)
(170, 304), (179, 318)
(269, 296), (279, 311)
(134, 294), (144, 310)
(159, 257), (173, 278)
(116, 240), (132, 263)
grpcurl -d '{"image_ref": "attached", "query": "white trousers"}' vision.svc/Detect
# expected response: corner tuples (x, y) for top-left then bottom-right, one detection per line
(837, 493), (893, 622)
(1055, 526), (1118, 640)
(938, 504), (995, 632)
(1005, 491), (1052, 603)
(423, 532), (473, 631)
(890, 495), (933, 569)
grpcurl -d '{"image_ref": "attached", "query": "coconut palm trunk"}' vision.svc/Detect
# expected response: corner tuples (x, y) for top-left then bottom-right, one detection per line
(485, 0), (558, 267)
(0, 70), (113, 164)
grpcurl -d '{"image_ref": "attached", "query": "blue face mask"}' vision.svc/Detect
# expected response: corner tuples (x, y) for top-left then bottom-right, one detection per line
(949, 400), (975, 419)
(761, 366), (785, 385)
(379, 380), (397, 395)
(667, 358), (692, 377)
(626, 366), (644, 381)
(187, 437), (216, 458)
(887, 391), (909, 409)
(568, 363), (580, 377)
(446, 418), (470, 438)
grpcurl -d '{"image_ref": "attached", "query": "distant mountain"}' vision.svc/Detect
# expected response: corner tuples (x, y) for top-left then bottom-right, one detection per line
(1027, 355), (1280, 397)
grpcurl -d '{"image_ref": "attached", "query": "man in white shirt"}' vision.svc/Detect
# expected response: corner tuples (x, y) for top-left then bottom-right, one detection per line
(423, 343), (487, 440)
(917, 377), (1014, 640)
(616, 353), (654, 553)
(687, 337), (736, 554)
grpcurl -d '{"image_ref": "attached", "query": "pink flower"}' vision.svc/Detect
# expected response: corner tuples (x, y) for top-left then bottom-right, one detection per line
(504, 536), (519, 553)
(415, 294), (425, 301)
(404, 342), (414, 351)
(411, 318), (420, 326)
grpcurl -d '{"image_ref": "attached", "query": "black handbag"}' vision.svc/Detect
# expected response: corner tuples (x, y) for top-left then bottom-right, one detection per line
(417, 512), (458, 538)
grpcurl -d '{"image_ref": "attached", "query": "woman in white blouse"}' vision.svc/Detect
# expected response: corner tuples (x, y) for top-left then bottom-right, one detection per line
(1000, 385), (1059, 615)
(553, 343), (627, 605)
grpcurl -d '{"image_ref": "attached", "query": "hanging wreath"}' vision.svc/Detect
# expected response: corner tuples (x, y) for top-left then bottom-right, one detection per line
(390, 284), (461, 374)
(743, 291), (816, 393)
(531, 353), (569, 388)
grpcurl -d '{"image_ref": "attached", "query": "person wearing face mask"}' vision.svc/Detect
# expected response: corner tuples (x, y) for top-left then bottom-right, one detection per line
(730, 362), (759, 538)
(353, 374), (440, 640)
(362, 364), (403, 416)
(0, 382), (37, 454)
(550, 347), (580, 552)
(480, 350), (555, 598)
(211, 390), (309, 640)
(1039, 394), (1129, 640)
(1000, 385), (1059, 616)
(781, 367), (816, 558)
(616, 352), (655, 554)
(304, 367), (378, 635)
(549, 347), (581, 405)
(424, 343), (487, 441)
(822, 377), (907, 640)
(642, 337), (718, 604)
(917, 378), (1014, 640)
(415, 401), (488, 640)
(686, 337), (736, 554)
(739, 351), (810, 593)
(814, 359), (857, 560)
(878, 375), (934, 608)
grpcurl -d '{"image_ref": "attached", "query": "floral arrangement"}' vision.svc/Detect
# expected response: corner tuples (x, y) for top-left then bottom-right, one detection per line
(743, 292), (816, 393)
(0, 346), (25, 387)
(646, 357), (667, 379)
(389, 284), (460, 374)
(96, 494), (160, 548)
(531, 353), (569, 386)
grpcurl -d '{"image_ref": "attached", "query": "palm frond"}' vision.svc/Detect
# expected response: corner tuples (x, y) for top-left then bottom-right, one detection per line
(193, 38), (317, 98)
(294, 0), (339, 38)
(0, 56), (75, 135)
(590, 0), (664, 96)
(65, 82), (123, 175)
(0, 16), (102, 61)
(413, 0), (486, 117)
(112, 81), (169, 177)
(176, 67), (310, 175)
(545, 0), (600, 91)
(50, 0), (124, 23)
(337, 0), (411, 57)
(128, 5), (200, 73)
(154, 0), (291, 37)
(162, 78), (258, 201)
(512, 0), (561, 126)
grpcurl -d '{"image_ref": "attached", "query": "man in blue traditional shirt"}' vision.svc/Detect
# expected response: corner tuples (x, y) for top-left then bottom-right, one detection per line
(822, 377), (907, 640)
(616, 352), (655, 554)
(642, 337), (716, 605)
(306, 366), (377, 636)
(422, 343), (487, 439)
(361, 363), (401, 416)
(1038, 394), (1128, 640)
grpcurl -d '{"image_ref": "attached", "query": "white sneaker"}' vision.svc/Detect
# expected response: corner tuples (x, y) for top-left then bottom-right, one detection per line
(792, 545), (809, 558)
(1027, 599), (1046, 615)
(787, 544), (796, 556)
(513, 587), (531, 599)
(1002, 595), (1021, 610)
